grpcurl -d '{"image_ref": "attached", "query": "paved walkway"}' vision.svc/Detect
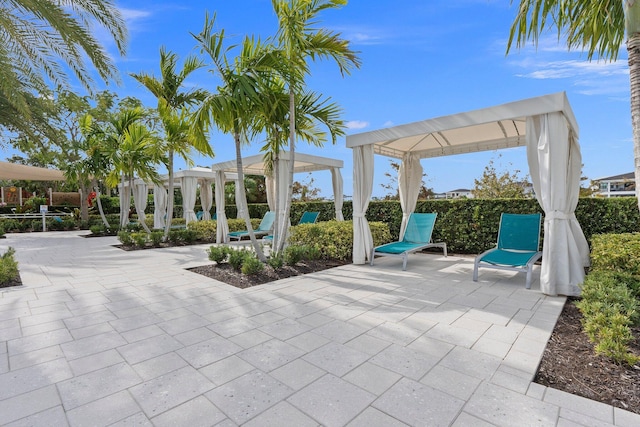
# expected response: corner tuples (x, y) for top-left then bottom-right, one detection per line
(0, 231), (638, 427)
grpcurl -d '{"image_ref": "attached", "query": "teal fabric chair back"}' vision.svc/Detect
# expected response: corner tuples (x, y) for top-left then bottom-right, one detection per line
(497, 213), (541, 252)
(258, 211), (276, 231)
(403, 213), (437, 244)
(299, 211), (319, 224)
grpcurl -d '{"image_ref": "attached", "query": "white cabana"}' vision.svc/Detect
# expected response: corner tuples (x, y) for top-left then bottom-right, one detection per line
(158, 168), (217, 225)
(212, 151), (344, 246)
(346, 92), (590, 296)
(153, 184), (167, 229)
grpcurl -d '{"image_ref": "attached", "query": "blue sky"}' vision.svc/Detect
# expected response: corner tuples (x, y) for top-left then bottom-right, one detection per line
(8, 0), (634, 198)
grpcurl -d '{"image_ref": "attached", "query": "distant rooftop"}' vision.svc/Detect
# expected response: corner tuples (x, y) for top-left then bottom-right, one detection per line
(596, 172), (634, 181)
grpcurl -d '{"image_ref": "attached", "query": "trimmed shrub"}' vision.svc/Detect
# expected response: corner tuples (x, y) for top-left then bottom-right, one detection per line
(590, 233), (640, 277)
(0, 247), (19, 285)
(228, 248), (252, 271)
(117, 231), (133, 245)
(189, 220), (217, 242)
(267, 253), (284, 269)
(288, 220), (392, 261)
(131, 232), (148, 248)
(149, 231), (164, 246)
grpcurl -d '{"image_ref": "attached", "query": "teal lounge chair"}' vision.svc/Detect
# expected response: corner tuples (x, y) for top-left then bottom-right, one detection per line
(228, 211), (275, 241)
(473, 213), (542, 289)
(371, 212), (447, 270)
(263, 211), (319, 242)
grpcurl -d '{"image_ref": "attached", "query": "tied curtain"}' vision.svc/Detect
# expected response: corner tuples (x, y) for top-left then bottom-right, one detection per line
(398, 153), (423, 239)
(119, 182), (131, 227)
(200, 180), (213, 221)
(526, 113), (590, 296)
(273, 158), (291, 249)
(331, 167), (344, 221)
(215, 170), (229, 243)
(153, 184), (167, 230)
(352, 144), (375, 264)
(133, 182), (148, 227)
(182, 176), (198, 224)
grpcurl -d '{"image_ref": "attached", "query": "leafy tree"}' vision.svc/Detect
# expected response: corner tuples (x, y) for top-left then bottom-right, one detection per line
(272, 0), (360, 252)
(507, 1), (640, 211)
(131, 48), (212, 237)
(292, 173), (322, 201)
(380, 159), (434, 200)
(0, 0), (127, 146)
(472, 156), (532, 199)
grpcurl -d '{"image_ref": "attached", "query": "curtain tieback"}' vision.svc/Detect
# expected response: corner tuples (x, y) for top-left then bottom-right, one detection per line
(353, 212), (365, 218)
(545, 211), (571, 221)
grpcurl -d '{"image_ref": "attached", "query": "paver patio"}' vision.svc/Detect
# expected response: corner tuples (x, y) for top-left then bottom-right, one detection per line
(1, 230), (639, 426)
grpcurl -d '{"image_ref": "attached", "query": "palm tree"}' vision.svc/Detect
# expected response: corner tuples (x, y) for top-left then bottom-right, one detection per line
(103, 108), (162, 233)
(507, 1), (640, 211)
(255, 78), (346, 252)
(0, 0), (127, 144)
(272, 0), (361, 250)
(192, 14), (279, 261)
(131, 48), (212, 237)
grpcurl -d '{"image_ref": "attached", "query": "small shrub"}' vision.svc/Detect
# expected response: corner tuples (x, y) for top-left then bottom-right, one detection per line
(117, 231), (133, 246)
(229, 249), (252, 271)
(168, 230), (182, 244)
(577, 271), (640, 365)
(149, 231), (164, 246)
(131, 232), (148, 248)
(208, 246), (230, 263)
(267, 253), (284, 269)
(241, 256), (264, 275)
(182, 229), (197, 244)
(283, 245), (308, 266)
(0, 247), (19, 284)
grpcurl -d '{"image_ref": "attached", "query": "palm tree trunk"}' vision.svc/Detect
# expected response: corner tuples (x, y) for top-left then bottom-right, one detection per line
(234, 132), (266, 262)
(164, 150), (175, 239)
(79, 184), (89, 222)
(629, 33), (640, 212)
(272, 151), (281, 251)
(276, 88), (296, 254)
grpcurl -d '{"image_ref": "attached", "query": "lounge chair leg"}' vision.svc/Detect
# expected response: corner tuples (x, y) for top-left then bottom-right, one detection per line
(402, 255), (407, 271)
(473, 260), (479, 282)
(525, 268), (532, 289)
(370, 249), (375, 266)
(442, 243), (447, 257)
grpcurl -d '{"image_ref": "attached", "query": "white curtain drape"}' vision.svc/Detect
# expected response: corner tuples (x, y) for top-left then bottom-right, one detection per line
(119, 183), (131, 227)
(265, 174), (276, 211)
(214, 171), (229, 243)
(526, 113), (590, 296)
(153, 184), (167, 230)
(331, 167), (344, 221)
(133, 182), (148, 225)
(182, 176), (198, 224)
(200, 180), (213, 221)
(352, 145), (375, 264)
(398, 153), (423, 239)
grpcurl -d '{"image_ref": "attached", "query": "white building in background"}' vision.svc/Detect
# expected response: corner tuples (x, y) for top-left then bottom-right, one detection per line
(594, 172), (636, 198)
(445, 189), (473, 199)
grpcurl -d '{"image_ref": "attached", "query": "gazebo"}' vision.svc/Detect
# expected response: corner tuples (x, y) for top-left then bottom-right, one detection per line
(346, 92), (590, 296)
(211, 151), (344, 244)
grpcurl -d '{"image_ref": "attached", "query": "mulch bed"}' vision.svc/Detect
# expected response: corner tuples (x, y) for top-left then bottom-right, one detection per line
(534, 297), (640, 414)
(188, 259), (348, 289)
(0, 275), (22, 288)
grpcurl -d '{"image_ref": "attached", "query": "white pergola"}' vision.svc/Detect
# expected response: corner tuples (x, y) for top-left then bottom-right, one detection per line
(211, 151), (344, 244)
(346, 92), (590, 296)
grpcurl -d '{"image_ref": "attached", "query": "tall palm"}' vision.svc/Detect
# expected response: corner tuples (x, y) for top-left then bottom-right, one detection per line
(272, 0), (360, 250)
(0, 0), (127, 144)
(507, 1), (640, 211)
(192, 14), (279, 261)
(131, 48), (212, 237)
(255, 78), (346, 252)
(103, 108), (162, 233)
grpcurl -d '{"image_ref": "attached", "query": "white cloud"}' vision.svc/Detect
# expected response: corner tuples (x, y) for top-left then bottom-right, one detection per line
(383, 120), (394, 127)
(119, 8), (152, 22)
(346, 120), (369, 130)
